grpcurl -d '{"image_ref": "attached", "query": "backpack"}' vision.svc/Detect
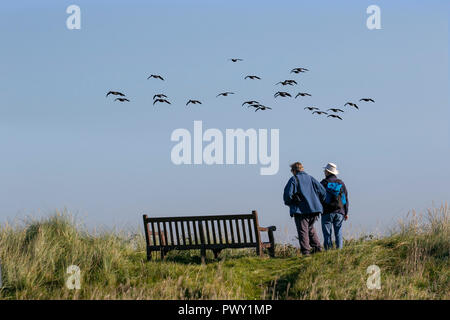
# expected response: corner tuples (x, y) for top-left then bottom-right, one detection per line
(322, 179), (346, 212)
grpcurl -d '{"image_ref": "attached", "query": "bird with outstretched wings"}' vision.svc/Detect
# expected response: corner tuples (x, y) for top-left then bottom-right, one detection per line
(327, 108), (344, 113)
(295, 92), (311, 98)
(359, 98), (375, 103)
(274, 91), (291, 98)
(186, 99), (202, 106)
(147, 74), (164, 81)
(216, 92), (234, 97)
(115, 98), (130, 102)
(106, 91), (125, 97)
(153, 94), (168, 100)
(153, 99), (171, 105)
(345, 102), (359, 109)
(244, 75), (261, 80)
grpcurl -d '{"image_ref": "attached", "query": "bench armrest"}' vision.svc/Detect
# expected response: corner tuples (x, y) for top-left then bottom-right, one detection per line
(258, 226), (276, 232)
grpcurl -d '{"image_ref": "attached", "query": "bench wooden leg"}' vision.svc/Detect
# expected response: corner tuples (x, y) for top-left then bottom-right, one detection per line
(212, 249), (222, 260)
(200, 248), (206, 264)
(268, 229), (275, 258)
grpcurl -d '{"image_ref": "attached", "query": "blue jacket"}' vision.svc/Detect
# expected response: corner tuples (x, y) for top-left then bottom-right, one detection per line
(283, 171), (327, 216)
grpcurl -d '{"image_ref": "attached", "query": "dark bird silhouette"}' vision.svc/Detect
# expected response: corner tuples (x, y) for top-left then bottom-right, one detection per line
(345, 102), (359, 109)
(295, 92), (311, 98)
(276, 80), (297, 86)
(327, 108), (344, 113)
(153, 94), (168, 100)
(153, 99), (171, 105)
(247, 104), (262, 108)
(216, 92), (234, 97)
(291, 67), (309, 73)
(186, 99), (202, 106)
(255, 105), (272, 112)
(274, 91), (292, 98)
(106, 91), (125, 97)
(312, 111), (328, 115)
(304, 107), (319, 111)
(327, 114), (343, 120)
(229, 58), (243, 62)
(242, 100), (259, 106)
(115, 98), (130, 102)
(359, 98), (375, 103)
(147, 74), (164, 81)
(244, 75), (261, 80)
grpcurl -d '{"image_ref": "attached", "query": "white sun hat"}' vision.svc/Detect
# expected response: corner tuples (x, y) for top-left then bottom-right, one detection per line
(324, 162), (339, 175)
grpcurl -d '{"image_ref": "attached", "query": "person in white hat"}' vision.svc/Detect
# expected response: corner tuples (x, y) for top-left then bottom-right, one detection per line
(320, 163), (349, 250)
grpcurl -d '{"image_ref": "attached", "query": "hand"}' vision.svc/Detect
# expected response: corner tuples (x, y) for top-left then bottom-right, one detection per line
(344, 215), (348, 221)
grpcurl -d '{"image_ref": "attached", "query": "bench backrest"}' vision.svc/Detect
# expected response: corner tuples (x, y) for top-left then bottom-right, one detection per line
(143, 211), (262, 250)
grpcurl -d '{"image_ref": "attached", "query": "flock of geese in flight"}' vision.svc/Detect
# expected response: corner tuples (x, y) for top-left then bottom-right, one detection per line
(106, 59), (375, 120)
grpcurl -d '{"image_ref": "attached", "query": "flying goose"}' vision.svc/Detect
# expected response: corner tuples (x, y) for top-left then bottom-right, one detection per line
(327, 108), (344, 113)
(147, 74), (164, 81)
(153, 99), (171, 105)
(295, 92), (311, 98)
(345, 102), (359, 109)
(359, 98), (375, 103)
(274, 91), (291, 98)
(216, 92), (234, 97)
(186, 99), (202, 106)
(106, 91), (125, 97)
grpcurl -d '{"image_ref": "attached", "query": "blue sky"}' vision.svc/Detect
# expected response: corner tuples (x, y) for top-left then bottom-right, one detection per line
(0, 0), (448, 241)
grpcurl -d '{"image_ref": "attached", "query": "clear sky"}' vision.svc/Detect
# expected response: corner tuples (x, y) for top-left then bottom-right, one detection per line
(0, 0), (448, 242)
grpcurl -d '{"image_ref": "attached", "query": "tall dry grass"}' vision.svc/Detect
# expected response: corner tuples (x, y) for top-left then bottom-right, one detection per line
(0, 205), (448, 299)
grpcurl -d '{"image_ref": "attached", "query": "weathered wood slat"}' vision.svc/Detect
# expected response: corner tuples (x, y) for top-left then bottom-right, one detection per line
(175, 221), (181, 246)
(186, 221), (193, 245)
(169, 221), (175, 246)
(150, 221), (157, 246)
(211, 219), (217, 244)
(163, 222), (169, 246)
(235, 219), (241, 243)
(229, 219), (235, 244)
(193, 220), (199, 245)
(223, 218), (229, 244)
(180, 221), (187, 245)
(217, 220), (223, 244)
(241, 219), (247, 244)
(205, 220), (211, 244)
(247, 218), (254, 243)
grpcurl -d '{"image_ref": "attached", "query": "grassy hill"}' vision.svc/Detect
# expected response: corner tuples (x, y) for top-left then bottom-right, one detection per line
(0, 205), (448, 300)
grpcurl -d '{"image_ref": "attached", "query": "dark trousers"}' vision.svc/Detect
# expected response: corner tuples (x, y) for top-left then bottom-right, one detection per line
(294, 213), (322, 255)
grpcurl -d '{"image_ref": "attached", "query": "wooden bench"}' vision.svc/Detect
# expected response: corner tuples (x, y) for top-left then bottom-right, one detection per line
(142, 210), (276, 263)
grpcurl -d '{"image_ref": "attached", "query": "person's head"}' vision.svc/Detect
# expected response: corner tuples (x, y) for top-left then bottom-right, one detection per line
(323, 162), (339, 177)
(290, 162), (304, 175)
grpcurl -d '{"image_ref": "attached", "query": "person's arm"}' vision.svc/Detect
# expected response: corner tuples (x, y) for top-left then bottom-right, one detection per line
(283, 178), (295, 206)
(313, 177), (327, 203)
(342, 181), (349, 217)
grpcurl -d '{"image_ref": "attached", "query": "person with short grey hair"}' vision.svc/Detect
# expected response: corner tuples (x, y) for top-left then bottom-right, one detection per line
(283, 162), (327, 256)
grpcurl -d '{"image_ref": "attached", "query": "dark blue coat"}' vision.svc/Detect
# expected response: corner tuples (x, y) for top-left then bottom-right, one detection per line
(320, 174), (349, 215)
(283, 171), (327, 216)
